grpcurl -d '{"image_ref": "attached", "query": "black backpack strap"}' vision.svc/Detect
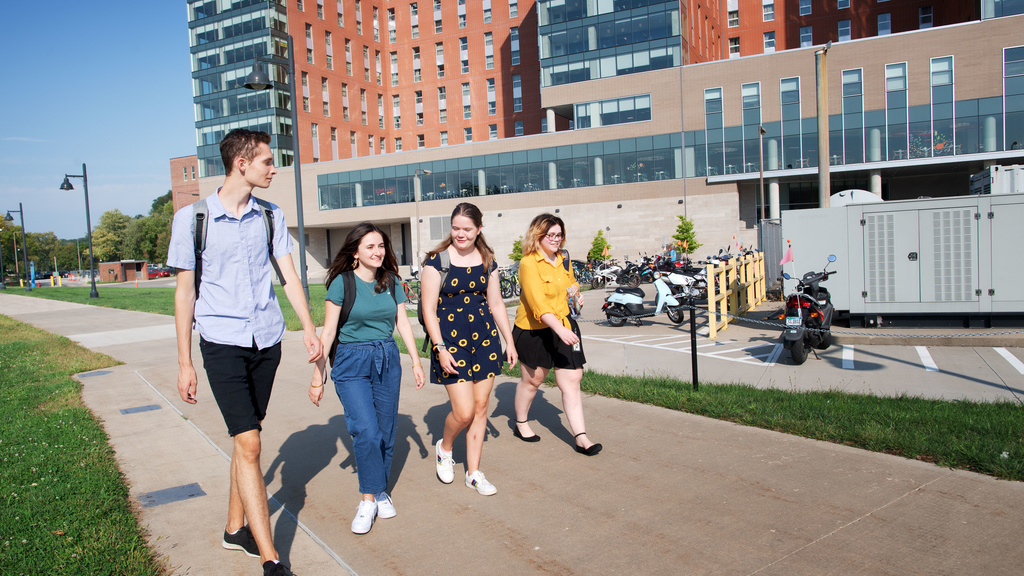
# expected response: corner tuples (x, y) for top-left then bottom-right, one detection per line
(192, 198), (209, 298)
(327, 270), (357, 366)
(559, 249), (571, 273)
(254, 197), (287, 287)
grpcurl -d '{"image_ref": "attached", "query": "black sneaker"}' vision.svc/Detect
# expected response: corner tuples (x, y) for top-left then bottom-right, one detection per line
(222, 525), (259, 558)
(263, 560), (296, 576)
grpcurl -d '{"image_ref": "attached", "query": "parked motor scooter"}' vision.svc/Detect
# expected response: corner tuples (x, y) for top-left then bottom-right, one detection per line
(602, 272), (699, 326)
(779, 255), (838, 364)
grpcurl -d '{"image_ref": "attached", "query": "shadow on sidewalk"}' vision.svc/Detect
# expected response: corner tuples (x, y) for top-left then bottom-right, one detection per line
(492, 380), (575, 449)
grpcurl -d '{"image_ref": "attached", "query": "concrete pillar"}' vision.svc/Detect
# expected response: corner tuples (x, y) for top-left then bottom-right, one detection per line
(477, 169), (487, 195)
(546, 109), (556, 133)
(868, 128), (882, 162)
(767, 138), (779, 170)
(769, 179), (780, 219)
(355, 182), (363, 207)
(594, 156), (604, 186)
(870, 170), (882, 196)
(548, 161), (558, 189)
(983, 116), (998, 152)
(683, 147), (694, 177)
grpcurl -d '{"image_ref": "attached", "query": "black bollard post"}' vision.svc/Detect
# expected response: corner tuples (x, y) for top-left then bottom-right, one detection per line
(689, 297), (698, 391)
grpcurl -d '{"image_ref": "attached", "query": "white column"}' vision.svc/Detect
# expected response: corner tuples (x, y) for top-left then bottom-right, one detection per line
(546, 108), (556, 133)
(769, 179), (780, 219)
(594, 156), (604, 186)
(870, 170), (882, 196)
(683, 147), (694, 177)
(983, 116), (998, 152)
(767, 138), (779, 170)
(548, 161), (557, 189)
(868, 128), (882, 162)
(354, 182), (363, 207)
(477, 169), (487, 195)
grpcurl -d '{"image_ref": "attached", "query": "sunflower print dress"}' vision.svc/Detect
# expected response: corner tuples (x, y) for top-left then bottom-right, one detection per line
(425, 253), (503, 385)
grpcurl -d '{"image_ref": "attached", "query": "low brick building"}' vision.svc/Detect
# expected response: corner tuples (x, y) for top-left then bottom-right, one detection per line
(99, 261), (147, 283)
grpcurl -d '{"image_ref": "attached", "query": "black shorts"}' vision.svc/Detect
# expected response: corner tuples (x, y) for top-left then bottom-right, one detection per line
(512, 317), (586, 371)
(199, 337), (282, 436)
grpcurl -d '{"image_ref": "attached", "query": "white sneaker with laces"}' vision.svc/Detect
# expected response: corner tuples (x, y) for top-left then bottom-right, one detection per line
(465, 470), (497, 496)
(435, 439), (455, 484)
(376, 492), (397, 519)
(351, 499), (377, 534)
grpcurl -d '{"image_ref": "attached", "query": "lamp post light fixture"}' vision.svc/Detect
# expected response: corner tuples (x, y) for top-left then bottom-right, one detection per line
(243, 34), (310, 302)
(413, 168), (432, 268)
(4, 203), (30, 292)
(758, 125), (767, 223)
(60, 164), (100, 299)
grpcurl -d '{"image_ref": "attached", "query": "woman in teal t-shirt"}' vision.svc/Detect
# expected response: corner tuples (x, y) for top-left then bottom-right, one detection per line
(310, 222), (424, 535)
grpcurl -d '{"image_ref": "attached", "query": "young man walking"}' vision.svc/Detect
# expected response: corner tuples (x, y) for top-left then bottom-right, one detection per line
(168, 129), (322, 576)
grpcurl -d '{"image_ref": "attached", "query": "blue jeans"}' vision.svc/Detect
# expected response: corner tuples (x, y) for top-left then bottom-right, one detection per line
(331, 339), (401, 495)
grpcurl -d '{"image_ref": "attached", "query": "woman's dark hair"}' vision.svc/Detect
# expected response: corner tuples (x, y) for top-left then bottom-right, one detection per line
(325, 222), (399, 294)
(425, 202), (495, 270)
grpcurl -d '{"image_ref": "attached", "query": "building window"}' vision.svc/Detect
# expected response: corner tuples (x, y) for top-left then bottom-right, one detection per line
(485, 32), (494, 70)
(512, 74), (522, 112)
(511, 27), (521, 66)
(317, 0), (324, 19)
(704, 88), (724, 176)
(1004, 47), (1024, 152)
(355, 0), (363, 34)
(434, 0), (442, 33)
(742, 83), (762, 171)
(463, 82), (472, 119)
(441, 131), (448, 145)
(372, 6), (379, 41)
(728, 10), (738, 27)
(509, 0), (518, 18)
(391, 52), (399, 86)
(514, 121), (524, 136)
(436, 42), (445, 78)
(838, 19), (851, 42)
(413, 47), (421, 82)
(763, 3), (774, 22)
(799, 0), (811, 16)
(337, 0), (344, 26)
(364, 46), (370, 81)
(929, 56), (954, 156)
(885, 63), (909, 160)
(838, 0), (849, 9)
(388, 8), (396, 42)
(460, 37), (469, 74)
(574, 94), (652, 129)
(729, 38), (740, 58)
(483, 2), (491, 23)
(396, 137), (403, 151)
(842, 69), (864, 164)
(417, 134), (425, 148)
(489, 124), (498, 139)
(459, 14), (466, 28)
(780, 77), (803, 169)
(378, 94), (385, 128)
(297, 0), (304, 11)
(465, 127), (473, 142)
(800, 26), (813, 47)
(410, 2), (419, 38)
(763, 32), (775, 53)
(345, 39), (352, 75)
(487, 78), (496, 115)
(878, 13), (891, 35)
(919, 6), (933, 28)
(541, 117), (548, 132)
(418, 112), (424, 125)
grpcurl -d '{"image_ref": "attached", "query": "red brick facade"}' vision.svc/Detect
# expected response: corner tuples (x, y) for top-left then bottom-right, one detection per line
(170, 155), (200, 214)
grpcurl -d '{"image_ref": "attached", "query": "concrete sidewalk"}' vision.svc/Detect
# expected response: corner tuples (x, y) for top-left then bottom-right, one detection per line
(3, 292), (1023, 576)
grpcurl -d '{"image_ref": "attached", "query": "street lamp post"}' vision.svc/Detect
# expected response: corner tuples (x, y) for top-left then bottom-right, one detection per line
(4, 203), (30, 292)
(243, 34), (309, 302)
(815, 41), (832, 208)
(758, 125), (767, 222)
(0, 227), (6, 290)
(60, 163), (100, 299)
(413, 168), (432, 268)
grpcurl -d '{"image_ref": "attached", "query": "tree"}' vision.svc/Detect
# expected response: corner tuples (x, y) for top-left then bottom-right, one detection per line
(672, 215), (702, 256)
(93, 209), (131, 262)
(588, 230), (611, 261)
(508, 235), (523, 262)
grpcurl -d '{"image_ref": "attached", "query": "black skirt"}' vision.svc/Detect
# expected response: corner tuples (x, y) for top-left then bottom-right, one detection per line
(512, 317), (586, 371)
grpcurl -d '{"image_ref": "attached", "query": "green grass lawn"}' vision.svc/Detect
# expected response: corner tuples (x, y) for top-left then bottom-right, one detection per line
(0, 315), (163, 575)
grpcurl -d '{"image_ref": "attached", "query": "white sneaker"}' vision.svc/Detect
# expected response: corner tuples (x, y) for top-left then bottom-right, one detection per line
(351, 500), (377, 534)
(465, 470), (497, 496)
(435, 439), (455, 484)
(376, 492), (396, 519)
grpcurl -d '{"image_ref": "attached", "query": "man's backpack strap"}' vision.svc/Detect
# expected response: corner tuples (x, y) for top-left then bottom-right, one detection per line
(192, 199), (209, 297)
(419, 250), (451, 353)
(253, 197), (287, 287)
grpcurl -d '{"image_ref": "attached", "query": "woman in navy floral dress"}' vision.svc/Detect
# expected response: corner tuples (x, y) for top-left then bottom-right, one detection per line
(421, 203), (517, 496)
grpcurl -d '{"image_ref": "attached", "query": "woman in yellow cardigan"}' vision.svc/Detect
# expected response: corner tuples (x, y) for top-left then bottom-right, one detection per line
(511, 213), (602, 456)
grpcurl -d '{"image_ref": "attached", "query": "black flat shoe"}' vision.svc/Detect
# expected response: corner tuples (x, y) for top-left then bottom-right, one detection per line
(512, 420), (540, 442)
(574, 432), (602, 456)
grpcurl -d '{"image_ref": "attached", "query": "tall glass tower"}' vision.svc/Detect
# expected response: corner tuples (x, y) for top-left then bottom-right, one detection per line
(188, 0), (295, 177)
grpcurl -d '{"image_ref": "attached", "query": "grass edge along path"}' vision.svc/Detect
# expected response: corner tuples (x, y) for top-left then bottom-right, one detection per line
(0, 315), (164, 576)
(15, 288), (1024, 482)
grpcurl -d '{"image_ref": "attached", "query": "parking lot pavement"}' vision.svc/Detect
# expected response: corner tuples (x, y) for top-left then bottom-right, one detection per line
(4, 292), (1024, 576)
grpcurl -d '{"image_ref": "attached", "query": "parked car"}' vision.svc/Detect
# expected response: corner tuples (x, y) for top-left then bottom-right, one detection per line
(148, 266), (171, 278)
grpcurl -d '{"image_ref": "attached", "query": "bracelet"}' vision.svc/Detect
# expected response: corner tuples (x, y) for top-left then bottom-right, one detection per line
(310, 383), (323, 388)
(411, 363), (422, 368)
(432, 342), (445, 351)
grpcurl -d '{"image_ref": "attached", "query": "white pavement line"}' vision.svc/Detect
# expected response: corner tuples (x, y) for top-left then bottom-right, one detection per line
(994, 347), (1024, 375)
(134, 371), (358, 576)
(745, 471), (955, 576)
(842, 346), (855, 370)
(68, 324), (178, 348)
(765, 344), (784, 366)
(915, 346), (940, 372)
(627, 335), (695, 344)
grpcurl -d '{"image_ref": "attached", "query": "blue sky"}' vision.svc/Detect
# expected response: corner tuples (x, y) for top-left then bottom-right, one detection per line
(1, 2), (196, 239)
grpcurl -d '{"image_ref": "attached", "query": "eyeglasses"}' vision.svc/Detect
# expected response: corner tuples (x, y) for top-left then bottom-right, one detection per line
(544, 233), (564, 241)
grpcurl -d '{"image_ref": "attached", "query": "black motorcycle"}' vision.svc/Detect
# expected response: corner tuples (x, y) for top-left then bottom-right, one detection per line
(779, 255), (837, 365)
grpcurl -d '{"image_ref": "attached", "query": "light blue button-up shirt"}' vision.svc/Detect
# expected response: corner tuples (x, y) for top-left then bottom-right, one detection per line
(167, 192), (293, 349)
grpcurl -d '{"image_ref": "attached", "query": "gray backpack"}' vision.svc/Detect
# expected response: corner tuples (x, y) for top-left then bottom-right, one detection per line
(192, 196), (285, 297)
